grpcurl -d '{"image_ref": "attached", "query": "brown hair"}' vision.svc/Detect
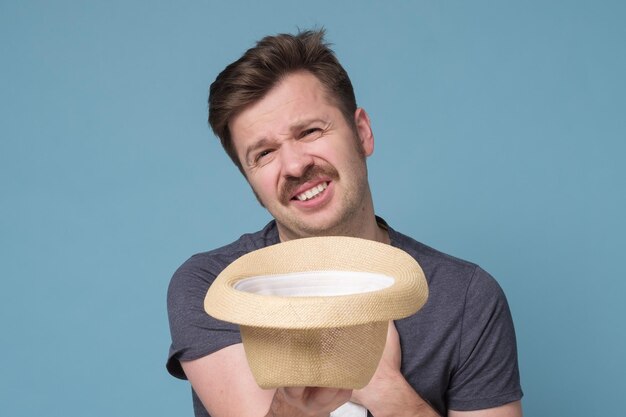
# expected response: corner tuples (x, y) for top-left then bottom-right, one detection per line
(208, 29), (357, 172)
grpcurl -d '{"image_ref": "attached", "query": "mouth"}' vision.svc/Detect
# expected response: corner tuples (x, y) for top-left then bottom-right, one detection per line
(293, 181), (329, 202)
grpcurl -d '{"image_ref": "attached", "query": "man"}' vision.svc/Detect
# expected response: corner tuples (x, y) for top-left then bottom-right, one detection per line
(167, 29), (523, 417)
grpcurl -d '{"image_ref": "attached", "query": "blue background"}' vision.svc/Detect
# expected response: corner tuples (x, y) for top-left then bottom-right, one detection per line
(1, 1), (624, 416)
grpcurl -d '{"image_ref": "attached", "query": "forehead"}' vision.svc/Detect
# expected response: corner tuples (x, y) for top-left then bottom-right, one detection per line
(230, 72), (339, 140)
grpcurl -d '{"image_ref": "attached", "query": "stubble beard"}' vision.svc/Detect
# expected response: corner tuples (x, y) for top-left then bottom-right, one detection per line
(275, 162), (371, 239)
(252, 132), (371, 239)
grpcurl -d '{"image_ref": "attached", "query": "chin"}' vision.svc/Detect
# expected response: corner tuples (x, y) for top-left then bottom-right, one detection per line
(276, 206), (360, 239)
(292, 219), (354, 239)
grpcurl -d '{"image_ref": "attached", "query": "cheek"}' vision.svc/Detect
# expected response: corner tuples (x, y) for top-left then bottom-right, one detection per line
(246, 177), (271, 209)
(309, 141), (339, 164)
(317, 141), (361, 169)
(248, 168), (280, 199)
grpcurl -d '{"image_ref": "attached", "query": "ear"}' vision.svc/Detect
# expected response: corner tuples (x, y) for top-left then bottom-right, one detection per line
(354, 108), (374, 157)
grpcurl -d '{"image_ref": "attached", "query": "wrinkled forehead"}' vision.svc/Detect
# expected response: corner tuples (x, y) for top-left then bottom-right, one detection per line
(229, 70), (350, 131)
(230, 72), (341, 137)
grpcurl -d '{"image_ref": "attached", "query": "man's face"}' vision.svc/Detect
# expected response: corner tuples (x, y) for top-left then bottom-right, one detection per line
(229, 71), (375, 241)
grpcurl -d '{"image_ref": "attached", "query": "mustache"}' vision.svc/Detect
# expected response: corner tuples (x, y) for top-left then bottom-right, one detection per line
(280, 164), (339, 203)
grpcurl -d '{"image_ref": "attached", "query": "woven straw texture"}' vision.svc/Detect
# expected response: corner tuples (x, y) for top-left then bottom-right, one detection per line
(203, 236), (429, 389)
(241, 322), (388, 389)
(204, 236), (428, 329)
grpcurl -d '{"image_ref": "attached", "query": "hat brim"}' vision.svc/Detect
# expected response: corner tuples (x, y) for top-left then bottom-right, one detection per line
(205, 236), (428, 329)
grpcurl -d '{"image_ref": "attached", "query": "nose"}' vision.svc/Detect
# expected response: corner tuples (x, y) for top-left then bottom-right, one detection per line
(279, 141), (314, 178)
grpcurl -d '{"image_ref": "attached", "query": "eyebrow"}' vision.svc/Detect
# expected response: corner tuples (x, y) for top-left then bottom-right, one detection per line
(245, 137), (275, 164)
(290, 117), (328, 132)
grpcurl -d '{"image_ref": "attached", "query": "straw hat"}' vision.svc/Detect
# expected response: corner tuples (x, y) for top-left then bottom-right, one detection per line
(204, 236), (428, 389)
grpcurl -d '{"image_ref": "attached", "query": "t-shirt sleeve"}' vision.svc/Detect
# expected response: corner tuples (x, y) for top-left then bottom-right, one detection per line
(166, 255), (241, 380)
(447, 267), (523, 410)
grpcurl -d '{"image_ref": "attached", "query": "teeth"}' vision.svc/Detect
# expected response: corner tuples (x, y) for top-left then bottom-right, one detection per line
(296, 182), (328, 201)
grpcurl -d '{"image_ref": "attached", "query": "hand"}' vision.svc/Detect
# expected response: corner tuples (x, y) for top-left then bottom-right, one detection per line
(351, 322), (440, 417)
(351, 320), (402, 409)
(267, 386), (352, 417)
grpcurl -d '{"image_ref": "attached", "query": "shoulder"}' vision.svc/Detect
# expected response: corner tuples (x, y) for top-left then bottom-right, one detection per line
(388, 225), (507, 322)
(166, 221), (280, 378)
(167, 221), (280, 305)
(389, 226), (481, 287)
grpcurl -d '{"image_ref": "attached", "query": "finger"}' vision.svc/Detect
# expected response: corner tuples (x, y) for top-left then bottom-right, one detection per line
(281, 386), (305, 401)
(312, 387), (339, 404)
(387, 320), (399, 343)
(381, 320), (401, 368)
(308, 388), (352, 411)
(332, 388), (353, 405)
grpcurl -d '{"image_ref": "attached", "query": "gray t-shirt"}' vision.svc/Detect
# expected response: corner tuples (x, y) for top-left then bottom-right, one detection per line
(166, 219), (522, 416)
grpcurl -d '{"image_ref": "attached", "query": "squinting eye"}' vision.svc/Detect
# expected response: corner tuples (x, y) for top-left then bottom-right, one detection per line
(255, 149), (272, 162)
(301, 128), (321, 138)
